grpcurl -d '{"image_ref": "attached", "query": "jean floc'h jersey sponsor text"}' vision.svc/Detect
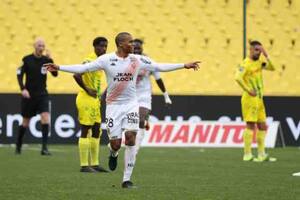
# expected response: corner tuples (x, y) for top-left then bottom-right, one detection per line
(113, 73), (134, 82)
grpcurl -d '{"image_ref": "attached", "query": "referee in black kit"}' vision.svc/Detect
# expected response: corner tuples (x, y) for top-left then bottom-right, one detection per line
(16, 38), (58, 155)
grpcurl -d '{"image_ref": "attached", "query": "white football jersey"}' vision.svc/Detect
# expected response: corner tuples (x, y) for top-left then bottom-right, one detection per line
(60, 52), (183, 105)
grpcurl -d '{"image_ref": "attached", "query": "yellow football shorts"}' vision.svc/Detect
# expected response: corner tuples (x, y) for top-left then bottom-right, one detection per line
(76, 91), (101, 126)
(241, 93), (266, 123)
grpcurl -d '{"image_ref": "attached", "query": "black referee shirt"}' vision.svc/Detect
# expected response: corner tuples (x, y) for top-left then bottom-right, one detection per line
(17, 54), (57, 97)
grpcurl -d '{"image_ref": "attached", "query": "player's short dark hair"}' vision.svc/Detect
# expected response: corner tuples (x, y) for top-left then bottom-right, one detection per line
(115, 32), (131, 47)
(133, 38), (143, 45)
(93, 37), (108, 47)
(249, 40), (262, 46)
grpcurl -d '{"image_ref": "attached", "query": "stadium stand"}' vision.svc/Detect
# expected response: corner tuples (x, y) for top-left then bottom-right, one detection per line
(0, 0), (299, 95)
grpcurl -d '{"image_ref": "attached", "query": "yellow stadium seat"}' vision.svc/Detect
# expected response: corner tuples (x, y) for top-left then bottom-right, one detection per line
(0, 0), (299, 95)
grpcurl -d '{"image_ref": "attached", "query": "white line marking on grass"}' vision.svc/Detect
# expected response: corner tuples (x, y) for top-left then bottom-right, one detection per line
(292, 172), (300, 176)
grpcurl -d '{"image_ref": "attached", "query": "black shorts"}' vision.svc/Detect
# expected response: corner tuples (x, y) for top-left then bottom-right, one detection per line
(21, 95), (49, 118)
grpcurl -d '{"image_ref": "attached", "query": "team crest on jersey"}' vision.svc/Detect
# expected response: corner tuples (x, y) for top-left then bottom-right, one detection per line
(129, 57), (139, 69)
(239, 66), (244, 72)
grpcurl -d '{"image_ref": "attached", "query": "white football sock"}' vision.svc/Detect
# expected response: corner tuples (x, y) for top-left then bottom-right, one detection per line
(123, 145), (136, 182)
(135, 128), (145, 154)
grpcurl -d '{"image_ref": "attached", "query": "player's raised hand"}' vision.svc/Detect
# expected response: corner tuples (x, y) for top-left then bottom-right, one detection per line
(184, 61), (201, 70)
(43, 63), (59, 72)
(259, 46), (269, 59)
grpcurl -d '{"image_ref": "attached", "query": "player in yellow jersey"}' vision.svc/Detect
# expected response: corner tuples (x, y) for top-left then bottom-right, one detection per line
(235, 40), (276, 162)
(73, 37), (109, 172)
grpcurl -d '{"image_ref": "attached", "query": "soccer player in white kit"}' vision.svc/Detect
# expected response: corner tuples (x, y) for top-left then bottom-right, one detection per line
(132, 39), (172, 153)
(45, 32), (200, 189)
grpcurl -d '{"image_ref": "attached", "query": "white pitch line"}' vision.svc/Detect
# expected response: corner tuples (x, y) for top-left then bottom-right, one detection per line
(292, 172), (300, 177)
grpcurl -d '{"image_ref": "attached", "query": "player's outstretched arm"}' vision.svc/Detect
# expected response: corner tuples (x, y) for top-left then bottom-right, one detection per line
(140, 56), (201, 72)
(138, 55), (200, 72)
(44, 63), (98, 74)
(44, 56), (105, 74)
(153, 61), (200, 72)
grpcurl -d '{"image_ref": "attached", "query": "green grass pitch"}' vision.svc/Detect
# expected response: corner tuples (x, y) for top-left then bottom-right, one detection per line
(1, 145), (300, 200)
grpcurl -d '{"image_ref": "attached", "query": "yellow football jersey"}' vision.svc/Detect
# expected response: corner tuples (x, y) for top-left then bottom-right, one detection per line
(81, 53), (103, 97)
(235, 57), (275, 98)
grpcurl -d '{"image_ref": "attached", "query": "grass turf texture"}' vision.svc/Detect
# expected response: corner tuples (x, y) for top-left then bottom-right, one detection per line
(0, 145), (300, 200)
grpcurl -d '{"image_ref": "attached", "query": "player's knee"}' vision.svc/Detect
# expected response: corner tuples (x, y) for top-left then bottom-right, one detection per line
(257, 123), (267, 131)
(125, 131), (136, 146)
(40, 112), (49, 124)
(246, 122), (256, 130)
(22, 118), (30, 127)
(92, 124), (101, 138)
(125, 139), (135, 146)
(110, 141), (121, 151)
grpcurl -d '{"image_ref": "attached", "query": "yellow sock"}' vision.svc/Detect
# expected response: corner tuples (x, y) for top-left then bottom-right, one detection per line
(257, 130), (266, 156)
(90, 137), (100, 166)
(78, 138), (90, 167)
(243, 128), (253, 155)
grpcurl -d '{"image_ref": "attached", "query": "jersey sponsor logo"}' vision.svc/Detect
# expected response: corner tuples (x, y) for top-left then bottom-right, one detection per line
(110, 62), (116, 66)
(41, 66), (47, 74)
(113, 73), (134, 82)
(106, 58), (139, 104)
(109, 58), (118, 62)
(126, 112), (139, 124)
